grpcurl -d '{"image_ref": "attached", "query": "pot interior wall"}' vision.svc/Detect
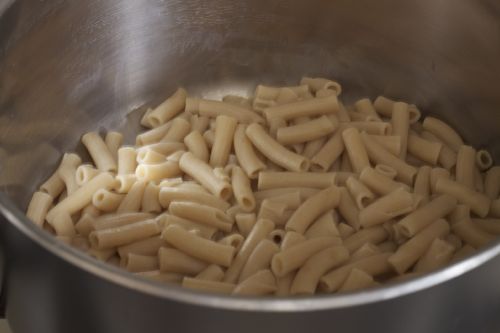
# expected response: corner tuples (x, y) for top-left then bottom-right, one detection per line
(0, 0), (499, 209)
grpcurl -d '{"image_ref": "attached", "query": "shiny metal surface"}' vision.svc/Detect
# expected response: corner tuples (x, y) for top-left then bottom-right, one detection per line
(0, 0), (500, 332)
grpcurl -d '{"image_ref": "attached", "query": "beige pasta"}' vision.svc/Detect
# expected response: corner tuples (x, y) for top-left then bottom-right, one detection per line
(346, 176), (375, 209)
(359, 166), (408, 196)
(455, 145), (477, 189)
(281, 231), (307, 250)
(114, 174), (138, 194)
(373, 96), (395, 117)
(92, 189), (125, 212)
(160, 117), (191, 143)
(271, 236), (341, 277)
(136, 121), (172, 146)
(300, 77), (341, 95)
(422, 117), (464, 152)
(305, 212), (340, 238)
(232, 166), (256, 212)
(136, 270), (183, 284)
(147, 88), (187, 127)
(258, 172), (336, 190)
(117, 180), (147, 213)
(158, 247), (208, 275)
(26, 191), (53, 227)
(259, 191), (302, 210)
(195, 264), (225, 282)
(452, 218), (495, 248)
(48, 211), (76, 237)
(388, 219), (450, 274)
(290, 246), (349, 295)
(264, 94), (339, 121)
(160, 214), (217, 239)
(184, 131), (209, 162)
(343, 226), (388, 253)
(92, 212), (154, 231)
(232, 270), (277, 296)
(368, 135), (402, 156)
(235, 213), (257, 238)
(351, 243), (381, 261)
(168, 201), (233, 232)
(40, 170), (65, 199)
(341, 121), (392, 135)
(435, 178), (490, 217)
(219, 234), (245, 252)
(396, 194), (457, 238)
(187, 98), (264, 124)
(182, 277), (235, 294)
(224, 219), (275, 283)
(258, 199), (289, 226)
(361, 132), (417, 185)
(473, 218), (500, 235)
(341, 127), (370, 174)
(311, 131), (344, 171)
(338, 268), (375, 292)
(89, 218), (161, 249)
(276, 115), (338, 145)
(58, 153), (82, 195)
(420, 130), (457, 170)
(163, 226), (234, 268)
(158, 187), (230, 211)
(124, 253), (158, 273)
(391, 102), (410, 159)
(239, 239), (280, 282)
(414, 238), (455, 273)
(190, 115), (210, 133)
(358, 188), (416, 228)
(233, 124), (266, 178)
(476, 149), (493, 171)
(179, 152), (232, 200)
(135, 161), (181, 182)
(413, 166), (432, 203)
(210, 115), (238, 167)
(81, 132), (117, 172)
(285, 186), (341, 234)
(337, 187), (360, 230)
(141, 182), (162, 214)
(407, 133), (442, 165)
(429, 167), (450, 193)
(246, 123), (309, 172)
(76, 164), (100, 186)
(117, 235), (166, 258)
(105, 131), (123, 161)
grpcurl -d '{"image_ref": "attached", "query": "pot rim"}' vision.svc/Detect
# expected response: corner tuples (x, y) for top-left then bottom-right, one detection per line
(1, 193), (498, 312)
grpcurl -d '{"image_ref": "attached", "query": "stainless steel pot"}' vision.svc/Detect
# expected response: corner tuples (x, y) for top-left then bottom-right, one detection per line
(1, 0), (500, 332)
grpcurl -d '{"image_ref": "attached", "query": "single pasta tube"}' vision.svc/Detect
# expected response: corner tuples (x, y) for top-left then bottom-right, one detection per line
(93, 212), (154, 231)
(341, 127), (370, 174)
(26, 191), (53, 227)
(319, 253), (392, 292)
(136, 121), (172, 146)
(271, 236), (341, 277)
(92, 189), (125, 212)
(246, 123), (310, 172)
(276, 115), (338, 145)
(343, 226), (388, 253)
(136, 142), (185, 158)
(258, 171), (336, 190)
(179, 152), (232, 200)
(46, 172), (116, 222)
(160, 214), (217, 239)
(141, 182), (162, 214)
(354, 98), (380, 119)
(420, 131), (457, 170)
(160, 117), (191, 143)
(135, 160), (181, 182)
(117, 236), (166, 258)
(304, 211), (340, 238)
(124, 253), (158, 273)
(413, 166), (431, 203)
(341, 121), (392, 135)
(81, 132), (117, 172)
(168, 201), (233, 232)
(235, 213), (257, 237)
(276, 273), (295, 296)
(455, 145), (477, 189)
(196, 264), (225, 282)
(414, 238), (455, 273)
(300, 77), (342, 95)
(136, 150), (166, 164)
(406, 133), (442, 166)
(190, 115), (210, 133)
(48, 211), (76, 237)
(104, 131), (123, 161)
(89, 218), (161, 249)
(58, 153), (81, 195)
(476, 150), (493, 171)
(147, 88), (187, 127)
(350, 243), (381, 261)
(222, 94), (252, 108)
(337, 187), (360, 230)
(264, 94), (339, 121)
(232, 166), (256, 212)
(114, 174), (137, 194)
(224, 219), (275, 283)
(452, 218), (495, 248)
(285, 186), (341, 234)
(76, 164), (100, 186)
(346, 176), (375, 209)
(396, 194), (457, 237)
(162, 225), (235, 267)
(187, 98), (264, 124)
(254, 187), (319, 202)
(373, 96), (395, 117)
(40, 170), (65, 199)
(281, 231), (307, 250)
(368, 135), (402, 156)
(239, 239), (280, 282)
(158, 247), (208, 275)
(210, 115), (238, 167)
(361, 132), (417, 185)
(258, 191), (302, 210)
(158, 186), (230, 211)
(117, 180), (147, 213)
(257, 199), (289, 226)
(435, 178), (491, 217)
(338, 268), (375, 292)
(311, 131), (344, 172)
(473, 218), (500, 235)
(182, 277), (235, 294)
(233, 124), (266, 178)
(359, 166), (408, 196)
(268, 229), (287, 246)
(358, 188), (416, 228)
(391, 102), (410, 159)
(388, 219), (450, 274)
(448, 204), (470, 225)
(184, 130), (209, 162)
(232, 270), (277, 296)
(422, 116), (464, 152)
(290, 246), (349, 295)
(219, 234), (245, 252)
(430, 167), (450, 193)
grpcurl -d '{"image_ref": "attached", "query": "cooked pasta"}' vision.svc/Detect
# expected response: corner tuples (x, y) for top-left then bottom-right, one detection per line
(26, 76), (500, 297)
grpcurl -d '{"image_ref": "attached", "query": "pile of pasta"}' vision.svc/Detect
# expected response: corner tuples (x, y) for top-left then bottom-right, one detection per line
(26, 77), (500, 296)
